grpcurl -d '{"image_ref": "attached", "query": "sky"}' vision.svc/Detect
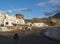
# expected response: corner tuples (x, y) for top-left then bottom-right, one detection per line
(0, 0), (60, 19)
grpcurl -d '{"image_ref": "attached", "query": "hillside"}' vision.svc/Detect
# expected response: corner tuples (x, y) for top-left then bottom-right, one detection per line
(52, 13), (60, 18)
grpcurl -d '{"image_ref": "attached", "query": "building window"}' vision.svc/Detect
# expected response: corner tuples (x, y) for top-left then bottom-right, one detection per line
(1, 24), (4, 26)
(6, 22), (8, 25)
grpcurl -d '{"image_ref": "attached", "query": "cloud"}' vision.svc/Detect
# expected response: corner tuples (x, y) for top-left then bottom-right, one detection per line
(0, 8), (32, 14)
(0, 10), (4, 13)
(14, 8), (32, 12)
(44, 9), (53, 16)
(37, 2), (46, 7)
(0, 10), (12, 14)
(49, 0), (60, 7)
(37, 0), (60, 8)
(6, 10), (12, 14)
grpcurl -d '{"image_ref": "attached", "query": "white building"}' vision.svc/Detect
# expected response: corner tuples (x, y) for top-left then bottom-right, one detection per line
(26, 22), (32, 26)
(32, 22), (48, 27)
(0, 13), (6, 25)
(0, 13), (25, 26)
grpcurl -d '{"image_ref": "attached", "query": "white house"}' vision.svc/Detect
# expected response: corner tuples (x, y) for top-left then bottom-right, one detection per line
(26, 22), (32, 26)
(32, 22), (48, 27)
(0, 13), (25, 26)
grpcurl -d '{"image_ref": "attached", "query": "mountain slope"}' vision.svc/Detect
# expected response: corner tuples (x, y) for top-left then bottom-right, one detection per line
(52, 13), (60, 18)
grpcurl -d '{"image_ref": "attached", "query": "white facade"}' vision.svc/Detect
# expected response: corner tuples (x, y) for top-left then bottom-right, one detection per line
(0, 13), (6, 25)
(19, 19), (25, 25)
(0, 13), (25, 26)
(32, 23), (48, 27)
(26, 22), (32, 26)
